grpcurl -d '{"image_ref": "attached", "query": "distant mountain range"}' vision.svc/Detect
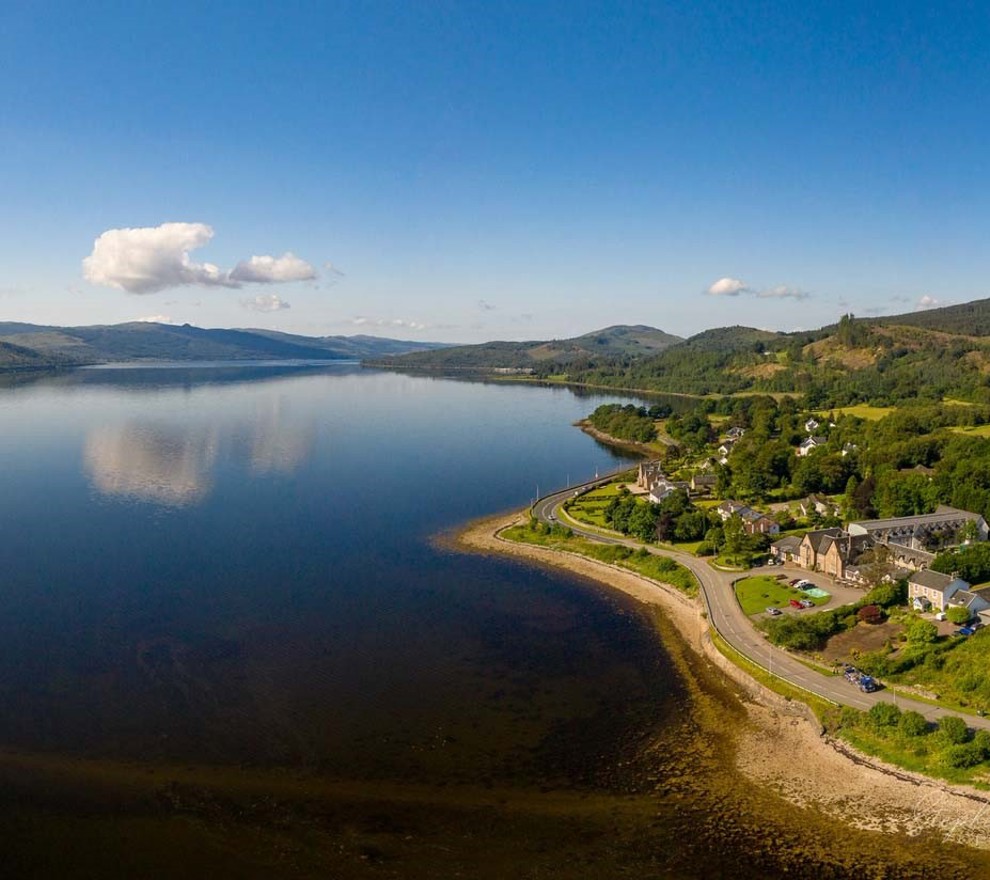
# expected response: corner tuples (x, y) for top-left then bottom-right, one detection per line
(0, 321), (454, 369)
(365, 324), (684, 371)
(8, 297), (990, 408)
(373, 298), (990, 406)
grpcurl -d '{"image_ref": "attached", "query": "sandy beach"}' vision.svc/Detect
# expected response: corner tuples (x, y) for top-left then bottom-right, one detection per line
(455, 509), (990, 849)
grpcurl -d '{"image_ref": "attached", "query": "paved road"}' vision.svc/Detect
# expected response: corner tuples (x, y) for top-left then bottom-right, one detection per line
(531, 479), (990, 731)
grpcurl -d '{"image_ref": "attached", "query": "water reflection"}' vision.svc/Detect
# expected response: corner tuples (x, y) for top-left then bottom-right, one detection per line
(83, 395), (316, 506)
(84, 423), (218, 506)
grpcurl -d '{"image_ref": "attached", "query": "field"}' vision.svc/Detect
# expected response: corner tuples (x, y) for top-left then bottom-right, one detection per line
(949, 425), (990, 437)
(814, 404), (895, 421)
(734, 575), (830, 616)
(565, 483), (628, 527)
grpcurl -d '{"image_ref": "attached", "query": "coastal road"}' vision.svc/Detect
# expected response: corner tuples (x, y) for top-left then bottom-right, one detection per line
(532, 482), (990, 731)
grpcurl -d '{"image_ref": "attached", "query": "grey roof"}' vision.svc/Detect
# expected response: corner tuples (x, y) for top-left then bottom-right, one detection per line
(907, 569), (956, 590)
(850, 506), (983, 533)
(803, 528), (845, 554)
(772, 535), (802, 551)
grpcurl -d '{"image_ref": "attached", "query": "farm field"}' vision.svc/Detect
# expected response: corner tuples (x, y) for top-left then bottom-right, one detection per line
(814, 404), (896, 421)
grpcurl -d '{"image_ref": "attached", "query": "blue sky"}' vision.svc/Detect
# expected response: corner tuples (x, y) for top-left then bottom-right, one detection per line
(3, 1), (990, 342)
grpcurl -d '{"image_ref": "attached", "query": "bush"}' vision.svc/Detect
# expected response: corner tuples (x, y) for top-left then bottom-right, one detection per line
(941, 742), (986, 769)
(946, 606), (972, 625)
(898, 710), (929, 737)
(905, 619), (938, 644)
(858, 604), (884, 625)
(938, 715), (970, 745)
(867, 702), (901, 729)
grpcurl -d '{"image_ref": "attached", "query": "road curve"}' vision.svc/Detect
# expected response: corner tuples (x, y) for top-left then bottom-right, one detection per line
(530, 479), (990, 731)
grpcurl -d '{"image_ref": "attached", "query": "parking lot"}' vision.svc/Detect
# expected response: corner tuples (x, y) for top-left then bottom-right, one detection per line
(751, 562), (867, 610)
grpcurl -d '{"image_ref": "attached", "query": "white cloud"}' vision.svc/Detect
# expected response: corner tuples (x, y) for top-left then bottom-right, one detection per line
(241, 294), (291, 313)
(707, 277), (749, 296)
(82, 222), (317, 295)
(230, 253), (316, 283)
(83, 223), (235, 294)
(135, 314), (174, 324)
(916, 294), (943, 311)
(351, 316), (430, 331)
(478, 299), (496, 311)
(706, 276), (811, 301)
(756, 285), (810, 300)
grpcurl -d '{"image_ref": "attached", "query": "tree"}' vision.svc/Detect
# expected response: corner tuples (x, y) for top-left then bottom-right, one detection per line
(722, 514), (745, 557)
(905, 619), (938, 644)
(858, 604), (883, 625)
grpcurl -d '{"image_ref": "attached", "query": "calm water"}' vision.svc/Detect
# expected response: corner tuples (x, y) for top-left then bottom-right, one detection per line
(3, 365), (988, 878)
(0, 363), (678, 780)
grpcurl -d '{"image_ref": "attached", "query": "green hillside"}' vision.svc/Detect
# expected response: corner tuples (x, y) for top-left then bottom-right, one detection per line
(369, 324), (683, 371)
(0, 322), (453, 368)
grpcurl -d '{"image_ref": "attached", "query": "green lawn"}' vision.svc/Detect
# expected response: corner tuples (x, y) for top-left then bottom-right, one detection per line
(815, 404), (895, 421)
(734, 575), (830, 615)
(565, 483), (630, 527)
(949, 424), (990, 437)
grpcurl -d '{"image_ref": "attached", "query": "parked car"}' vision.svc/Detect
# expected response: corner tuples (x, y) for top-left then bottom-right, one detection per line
(858, 675), (880, 693)
(789, 599), (803, 609)
(799, 598), (815, 609)
(955, 626), (976, 637)
(766, 607), (782, 616)
(843, 665), (860, 683)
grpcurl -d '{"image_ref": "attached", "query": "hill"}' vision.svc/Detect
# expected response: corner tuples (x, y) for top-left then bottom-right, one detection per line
(369, 324), (683, 371)
(870, 298), (990, 336)
(0, 322), (453, 368)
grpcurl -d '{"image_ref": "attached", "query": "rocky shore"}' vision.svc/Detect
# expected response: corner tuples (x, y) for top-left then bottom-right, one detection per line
(455, 509), (990, 850)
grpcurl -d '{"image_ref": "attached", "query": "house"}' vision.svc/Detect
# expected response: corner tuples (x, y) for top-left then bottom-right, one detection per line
(637, 460), (666, 491)
(717, 500), (779, 535)
(744, 513), (780, 536)
(847, 506), (989, 552)
(805, 417), (820, 433)
(771, 535), (802, 562)
(648, 479), (689, 504)
(907, 570), (971, 612)
(798, 494), (839, 519)
(724, 426), (746, 440)
(946, 588), (990, 621)
(717, 440), (736, 457)
(841, 442), (858, 457)
(797, 528), (846, 571)
(690, 473), (718, 495)
(796, 436), (826, 457)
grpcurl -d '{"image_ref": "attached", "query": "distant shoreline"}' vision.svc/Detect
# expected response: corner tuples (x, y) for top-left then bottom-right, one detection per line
(450, 508), (990, 848)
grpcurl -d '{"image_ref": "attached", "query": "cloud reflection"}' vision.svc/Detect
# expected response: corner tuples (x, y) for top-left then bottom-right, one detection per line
(84, 396), (316, 507)
(84, 424), (217, 507)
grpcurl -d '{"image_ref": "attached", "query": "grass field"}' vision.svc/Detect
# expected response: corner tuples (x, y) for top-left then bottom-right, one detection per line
(949, 425), (990, 437)
(815, 404), (895, 421)
(734, 575), (830, 615)
(565, 483), (628, 527)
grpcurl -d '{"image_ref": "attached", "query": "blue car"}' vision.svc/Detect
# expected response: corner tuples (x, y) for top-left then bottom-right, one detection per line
(955, 626), (976, 637)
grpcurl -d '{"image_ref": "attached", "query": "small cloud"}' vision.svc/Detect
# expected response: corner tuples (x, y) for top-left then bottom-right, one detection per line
(916, 295), (943, 311)
(229, 253), (315, 284)
(241, 294), (291, 313)
(707, 277), (749, 296)
(351, 316), (430, 331)
(323, 261), (345, 276)
(135, 314), (173, 324)
(756, 285), (810, 300)
(478, 299), (496, 311)
(82, 222), (316, 295)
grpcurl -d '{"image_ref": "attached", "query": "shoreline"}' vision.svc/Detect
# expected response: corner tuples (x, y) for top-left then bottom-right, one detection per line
(452, 508), (990, 847)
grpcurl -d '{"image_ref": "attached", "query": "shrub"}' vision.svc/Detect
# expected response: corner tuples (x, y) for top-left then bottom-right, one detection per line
(941, 742), (986, 769)
(946, 606), (972, 625)
(898, 710), (929, 737)
(858, 605), (884, 625)
(905, 618), (938, 644)
(867, 702), (901, 729)
(938, 715), (970, 745)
